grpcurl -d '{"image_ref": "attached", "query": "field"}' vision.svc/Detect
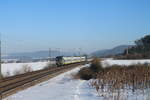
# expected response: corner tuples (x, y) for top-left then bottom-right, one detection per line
(102, 59), (150, 67)
(3, 59), (150, 100)
(4, 64), (92, 100)
(1, 61), (53, 77)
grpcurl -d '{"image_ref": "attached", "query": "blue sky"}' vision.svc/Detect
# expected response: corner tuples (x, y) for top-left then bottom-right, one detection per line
(0, 0), (150, 54)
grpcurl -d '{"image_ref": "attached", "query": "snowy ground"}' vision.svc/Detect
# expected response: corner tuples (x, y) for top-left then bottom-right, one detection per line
(3, 61), (150, 100)
(102, 59), (150, 67)
(3, 59), (150, 76)
(2, 61), (50, 76)
(4, 64), (101, 100)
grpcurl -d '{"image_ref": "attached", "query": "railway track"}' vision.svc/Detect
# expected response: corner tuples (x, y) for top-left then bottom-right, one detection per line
(0, 61), (89, 99)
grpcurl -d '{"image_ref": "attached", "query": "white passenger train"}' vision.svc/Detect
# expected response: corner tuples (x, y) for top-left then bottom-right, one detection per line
(56, 56), (86, 66)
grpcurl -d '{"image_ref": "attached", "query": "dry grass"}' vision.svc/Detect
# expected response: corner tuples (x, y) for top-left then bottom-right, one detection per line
(76, 67), (93, 80)
(90, 58), (103, 72)
(91, 63), (150, 100)
(74, 58), (102, 80)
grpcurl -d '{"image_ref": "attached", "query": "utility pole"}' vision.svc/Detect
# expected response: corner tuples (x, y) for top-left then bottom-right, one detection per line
(49, 48), (51, 62)
(56, 48), (60, 56)
(79, 48), (82, 61)
(0, 34), (2, 79)
(0, 33), (2, 100)
(48, 48), (51, 67)
(126, 47), (129, 55)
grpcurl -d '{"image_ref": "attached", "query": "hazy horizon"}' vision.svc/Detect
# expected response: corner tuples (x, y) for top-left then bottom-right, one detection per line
(0, 0), (150, 54)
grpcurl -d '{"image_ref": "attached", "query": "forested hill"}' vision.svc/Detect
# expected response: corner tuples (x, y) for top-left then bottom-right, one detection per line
(91, 45), (132, 57)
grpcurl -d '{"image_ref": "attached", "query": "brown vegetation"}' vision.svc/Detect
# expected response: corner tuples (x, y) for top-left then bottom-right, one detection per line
(75, 58), (102, 80)
(91, 64), (150, 100)
(77, 67), (93, 80)
(116, 53), (150, 59)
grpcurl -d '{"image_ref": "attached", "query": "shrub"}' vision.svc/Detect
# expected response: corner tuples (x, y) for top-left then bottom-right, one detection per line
(4, 71), (11, 77)
(92, 64), (150, 99)
(77, 67), (93, 80)
(90, 58), (103, 72)
(13, 69), (22, 75)
(13, 64), (33, 75)
(21, 65), (33, 73)
(75, 58), (103, 80)
(44, 62), (57, 69)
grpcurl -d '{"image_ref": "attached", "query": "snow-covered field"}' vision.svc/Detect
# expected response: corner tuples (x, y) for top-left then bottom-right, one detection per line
(4, 64), (101, 100)
(2, 61), (49, 76)
(3, 61), (150, 100)
(102, 59), (150, 67)
(2, 59), (150, 77)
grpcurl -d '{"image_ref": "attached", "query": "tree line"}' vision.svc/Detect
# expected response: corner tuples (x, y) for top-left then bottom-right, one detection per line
(119, 35), (150, 59)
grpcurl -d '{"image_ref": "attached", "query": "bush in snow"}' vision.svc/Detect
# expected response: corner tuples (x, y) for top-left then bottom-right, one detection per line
(76, 67), (93, 80)
(21, 65), (33, 73)
(44, 62), (56, 69)
(90, 58), (103, 73)
(13, 69), (21, 75)
(75, 58), (103, 80)
(13, 64), (33, 75)
(3, 71), (11, 77)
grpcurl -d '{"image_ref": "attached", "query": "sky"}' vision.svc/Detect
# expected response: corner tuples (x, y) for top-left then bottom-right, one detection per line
(0, 0), (150, 54)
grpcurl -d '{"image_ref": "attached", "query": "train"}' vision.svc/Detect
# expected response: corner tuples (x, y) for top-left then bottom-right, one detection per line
(56, 56), (87, 66)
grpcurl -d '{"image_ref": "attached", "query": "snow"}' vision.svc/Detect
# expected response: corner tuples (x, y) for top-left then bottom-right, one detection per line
(3, 62), (150, 100)
(102, 59), (150, 67)
(2, 61), (49, 76)
(5, 58), (150, 77)
(4, 64), (101, 100)
(4, 59), (150, 77)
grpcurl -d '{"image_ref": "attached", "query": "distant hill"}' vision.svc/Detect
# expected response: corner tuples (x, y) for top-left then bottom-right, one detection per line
(91, 45), (133, 57)
(2, 50), (81, 60)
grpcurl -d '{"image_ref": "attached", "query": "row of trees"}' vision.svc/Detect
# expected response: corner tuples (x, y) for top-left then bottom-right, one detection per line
(123, 35), (150, 59)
